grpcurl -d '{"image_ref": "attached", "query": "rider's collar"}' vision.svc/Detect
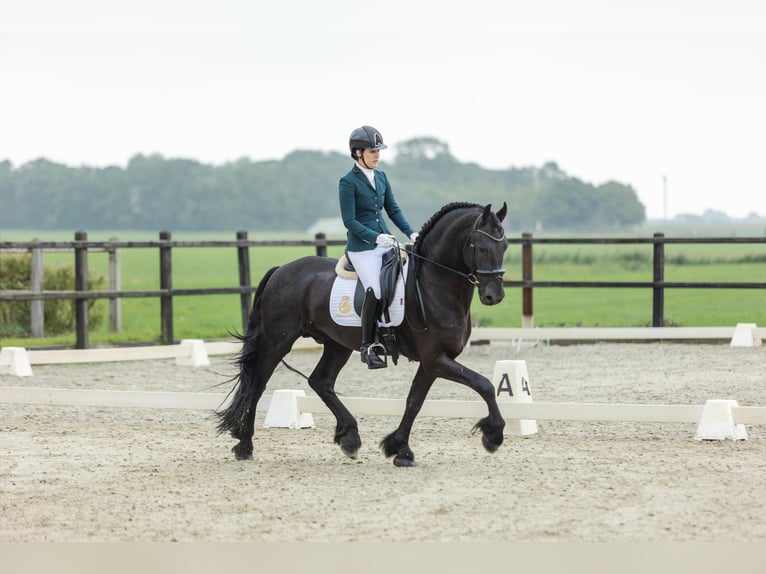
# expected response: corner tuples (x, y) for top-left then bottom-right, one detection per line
(354, 162), (375, 175)
(354, 162), (376, 188)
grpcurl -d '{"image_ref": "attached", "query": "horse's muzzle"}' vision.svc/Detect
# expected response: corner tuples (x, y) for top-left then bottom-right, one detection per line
(478, 279), (505, 306)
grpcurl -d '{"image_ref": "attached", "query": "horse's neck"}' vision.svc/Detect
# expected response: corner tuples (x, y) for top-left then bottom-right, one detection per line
(415, 229), (475, 317)
(422, 214), (471, 269)
(417, 219), (476, 308)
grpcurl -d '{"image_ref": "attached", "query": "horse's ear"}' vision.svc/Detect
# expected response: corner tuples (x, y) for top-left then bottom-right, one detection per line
(482, 204), (493, 222)
(496, 202), (507, 222)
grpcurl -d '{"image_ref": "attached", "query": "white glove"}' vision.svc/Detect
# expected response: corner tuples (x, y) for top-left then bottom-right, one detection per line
(375, 234), (397, 248)
(409, 232), (419, 242)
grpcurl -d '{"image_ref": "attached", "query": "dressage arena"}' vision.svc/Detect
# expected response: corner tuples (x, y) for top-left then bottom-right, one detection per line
(2, 341), (765, 542)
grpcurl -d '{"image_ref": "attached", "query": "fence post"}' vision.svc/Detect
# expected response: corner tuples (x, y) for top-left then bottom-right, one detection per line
(237, 230), (252, 332)
(108, 237), (122, 332)
(30, 240), (44, 337)
(315, 232), (327, 257)
(74, 230), (89, 349)
(521, 232), (534, 328)
(159, 230), (173, 344)
(652, 232), (665, 327)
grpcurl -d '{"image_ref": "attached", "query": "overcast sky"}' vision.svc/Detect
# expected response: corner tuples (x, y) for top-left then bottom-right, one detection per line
(2, 0), (765, 219)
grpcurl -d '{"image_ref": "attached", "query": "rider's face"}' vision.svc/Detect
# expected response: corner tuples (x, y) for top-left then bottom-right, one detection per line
(358, 148), (380, 168)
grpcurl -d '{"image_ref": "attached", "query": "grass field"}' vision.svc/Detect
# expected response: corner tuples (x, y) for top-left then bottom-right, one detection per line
(2, 229), (765, 347)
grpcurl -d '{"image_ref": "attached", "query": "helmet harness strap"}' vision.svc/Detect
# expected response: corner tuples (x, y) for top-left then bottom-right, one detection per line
(358, 149), (373, 170)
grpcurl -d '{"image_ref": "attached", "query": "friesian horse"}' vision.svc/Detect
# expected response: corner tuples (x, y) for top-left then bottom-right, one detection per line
(217, 201), (508, 466)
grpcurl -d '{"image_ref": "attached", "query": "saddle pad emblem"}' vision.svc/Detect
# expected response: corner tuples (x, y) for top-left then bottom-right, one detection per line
(338, 295), (353, 316)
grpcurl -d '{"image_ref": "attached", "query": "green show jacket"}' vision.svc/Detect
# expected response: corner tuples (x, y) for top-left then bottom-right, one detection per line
(339, 164), (415, 252)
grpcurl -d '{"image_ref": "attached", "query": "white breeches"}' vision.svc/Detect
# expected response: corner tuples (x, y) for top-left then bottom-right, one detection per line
(347, 246), (390, 299)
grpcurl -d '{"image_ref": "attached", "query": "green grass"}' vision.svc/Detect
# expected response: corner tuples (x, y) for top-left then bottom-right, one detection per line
(2, 230), (765, 347)
(472, 244), (766, 328)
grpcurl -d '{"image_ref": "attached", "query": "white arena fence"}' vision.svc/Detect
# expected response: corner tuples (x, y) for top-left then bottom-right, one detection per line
(0, 323), (762, 378)
(1, 342), (765, 441)
(2, 385), (765, 439)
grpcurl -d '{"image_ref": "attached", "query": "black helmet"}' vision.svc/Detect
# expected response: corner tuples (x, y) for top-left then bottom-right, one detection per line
(349, 125), (387, 159)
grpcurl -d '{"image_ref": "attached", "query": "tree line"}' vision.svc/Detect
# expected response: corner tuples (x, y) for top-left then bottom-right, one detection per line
(0, 137), (646, 233)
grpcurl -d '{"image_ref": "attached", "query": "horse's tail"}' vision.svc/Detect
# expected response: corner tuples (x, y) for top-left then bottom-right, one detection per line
(215, 266), (280, 437)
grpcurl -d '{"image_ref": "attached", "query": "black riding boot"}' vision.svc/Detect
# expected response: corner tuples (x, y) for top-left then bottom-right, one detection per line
(360, 287), (386, 369)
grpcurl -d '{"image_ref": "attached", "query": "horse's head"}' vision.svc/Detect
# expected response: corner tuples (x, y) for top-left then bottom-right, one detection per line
(414, 201), (508, 306)
(464, 203), (508, 305)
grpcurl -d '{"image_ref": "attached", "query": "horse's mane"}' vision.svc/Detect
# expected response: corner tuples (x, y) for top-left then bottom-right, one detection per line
(411, 202), (482, 274)
(416, 201), (482, 244)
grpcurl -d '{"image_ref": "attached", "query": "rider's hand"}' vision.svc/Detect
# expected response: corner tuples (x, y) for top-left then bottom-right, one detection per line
(375, 234), (397, 248)
(409, 232), (419, 242)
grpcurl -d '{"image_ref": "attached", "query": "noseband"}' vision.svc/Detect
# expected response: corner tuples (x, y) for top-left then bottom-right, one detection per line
(462, 215), (507, 286)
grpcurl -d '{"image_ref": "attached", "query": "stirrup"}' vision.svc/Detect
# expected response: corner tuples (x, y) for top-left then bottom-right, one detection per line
(361, 342), (387, 369)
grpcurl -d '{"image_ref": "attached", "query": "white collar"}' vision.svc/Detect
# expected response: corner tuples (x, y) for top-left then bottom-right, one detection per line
(356, 161), (375, 175)
(356, 162), (376, 188)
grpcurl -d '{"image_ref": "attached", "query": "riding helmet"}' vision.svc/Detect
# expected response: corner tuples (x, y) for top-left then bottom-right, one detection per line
(349, 126), (388, 159)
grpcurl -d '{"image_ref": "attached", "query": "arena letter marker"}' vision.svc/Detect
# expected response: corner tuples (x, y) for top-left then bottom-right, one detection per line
(493, 359), (538, 436)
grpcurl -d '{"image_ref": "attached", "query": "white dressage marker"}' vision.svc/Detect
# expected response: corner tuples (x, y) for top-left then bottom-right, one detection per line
(492, 360), (538, 436)
(0, 347), (33, 377)
(695, 399), (748, 441)
(263, 389), (315, 429)
(730, 323), (762, 348)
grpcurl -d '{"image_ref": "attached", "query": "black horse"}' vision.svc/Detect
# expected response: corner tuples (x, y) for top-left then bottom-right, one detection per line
(217, 201), (509, 466)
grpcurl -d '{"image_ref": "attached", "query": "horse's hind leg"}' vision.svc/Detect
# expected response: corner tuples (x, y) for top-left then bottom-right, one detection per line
(230, 341), (291, 460)
(306, 341), (357, 459)
(380, 365), (435, 467)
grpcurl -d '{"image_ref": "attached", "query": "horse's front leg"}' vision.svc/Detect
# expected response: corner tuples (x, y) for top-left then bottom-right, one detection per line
(429, 353), (505, 453)
(380, 365), (435, 467)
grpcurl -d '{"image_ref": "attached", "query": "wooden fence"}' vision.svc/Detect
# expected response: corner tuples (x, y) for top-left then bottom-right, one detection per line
(0, 231), (339, 348)
(507, 233), (766, 328)
(1, 231), (765, 349)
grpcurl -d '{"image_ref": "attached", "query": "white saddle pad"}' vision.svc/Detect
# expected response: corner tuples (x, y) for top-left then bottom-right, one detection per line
(329, 261), (408, 327)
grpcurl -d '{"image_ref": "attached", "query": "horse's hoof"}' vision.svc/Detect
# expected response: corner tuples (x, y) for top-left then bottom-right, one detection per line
(393, 457), (417, 468)
(340, 446), (359, 460)
(481, 434), (501, 453)
(337, 432), (361, 460)
(232, 444), (253, 460)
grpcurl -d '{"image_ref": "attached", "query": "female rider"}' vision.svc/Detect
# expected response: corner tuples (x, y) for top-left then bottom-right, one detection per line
(339, 125), (419, 369)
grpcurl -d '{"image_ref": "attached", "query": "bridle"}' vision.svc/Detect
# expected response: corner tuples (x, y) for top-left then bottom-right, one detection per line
(404, 214), (507, 332)
(408, 214), (506, 286)
(462, 216), (507, 286)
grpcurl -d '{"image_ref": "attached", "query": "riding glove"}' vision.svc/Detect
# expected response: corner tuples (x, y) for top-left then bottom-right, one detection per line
(375, 234), (397, 248)
(410, 232), (419, 242)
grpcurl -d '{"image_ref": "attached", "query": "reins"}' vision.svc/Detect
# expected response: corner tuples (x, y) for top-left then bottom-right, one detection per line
(404, 214), (507, 332)
(403, 247), (477, 334)
(405, 247), (480, 285)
